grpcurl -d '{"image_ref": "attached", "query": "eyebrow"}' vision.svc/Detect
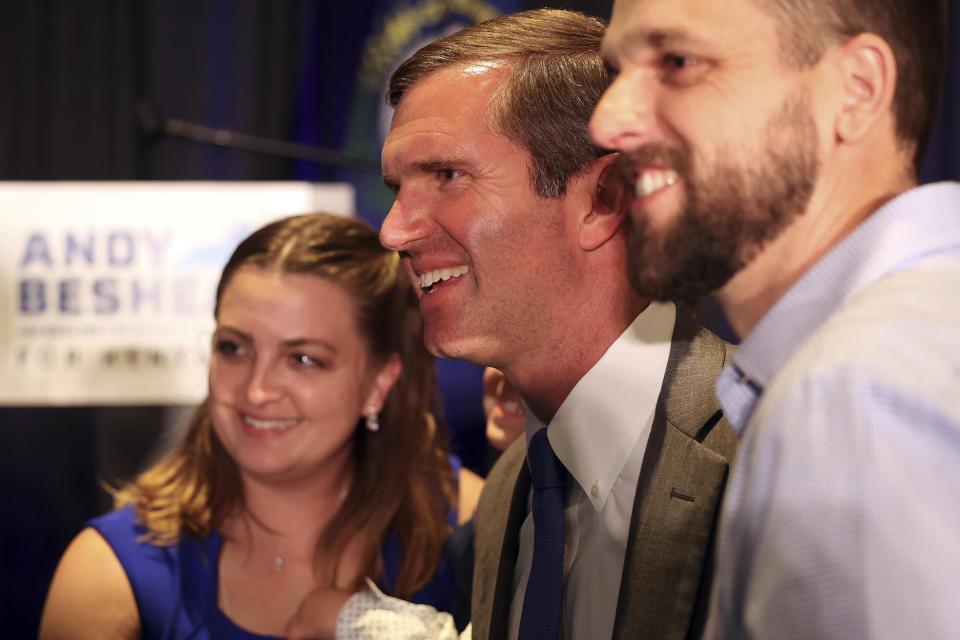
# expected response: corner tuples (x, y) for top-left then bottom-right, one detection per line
(381, 155), (469, 189)
(604, 27), (705, 60)
(413, 155), (468, 173)
(646, 28), (700, 49)
(215, 327), (338, 354)
(284, 338), (337, 353)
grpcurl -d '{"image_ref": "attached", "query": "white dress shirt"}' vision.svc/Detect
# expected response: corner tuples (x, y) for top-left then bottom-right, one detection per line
(507, 302), (676, 640)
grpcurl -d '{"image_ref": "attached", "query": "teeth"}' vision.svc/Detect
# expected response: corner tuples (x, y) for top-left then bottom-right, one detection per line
(416, 265), (470, 290)
(244, 416), (297, 430)
(636, 169), (678, 198)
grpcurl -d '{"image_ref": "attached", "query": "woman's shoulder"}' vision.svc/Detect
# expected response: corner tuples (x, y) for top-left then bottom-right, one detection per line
(40, 523), (141, 638)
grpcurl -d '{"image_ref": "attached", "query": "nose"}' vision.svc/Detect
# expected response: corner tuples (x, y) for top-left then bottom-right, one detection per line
(380, 189), (434, 251)
(244, 358), (283, 406)
(590, 70), (658, 153)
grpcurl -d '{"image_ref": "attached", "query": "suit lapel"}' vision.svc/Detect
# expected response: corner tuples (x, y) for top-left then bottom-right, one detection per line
(472, 439), (530, 640)
(613, 309), (738, 640)
(474, 310), (737, 640)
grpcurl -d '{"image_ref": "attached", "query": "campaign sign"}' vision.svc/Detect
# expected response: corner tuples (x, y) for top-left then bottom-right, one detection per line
(0, 182), (354, 405)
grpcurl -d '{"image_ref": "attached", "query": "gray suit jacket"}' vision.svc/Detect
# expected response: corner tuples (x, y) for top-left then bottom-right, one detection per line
(471, 310), (738, 640)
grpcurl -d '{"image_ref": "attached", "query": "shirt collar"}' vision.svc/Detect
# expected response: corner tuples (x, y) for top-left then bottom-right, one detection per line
(720, 182), (960, 433)
(524, 302), (677, 511)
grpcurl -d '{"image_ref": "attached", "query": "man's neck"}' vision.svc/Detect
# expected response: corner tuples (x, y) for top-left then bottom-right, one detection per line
(504, 296), (649, 424)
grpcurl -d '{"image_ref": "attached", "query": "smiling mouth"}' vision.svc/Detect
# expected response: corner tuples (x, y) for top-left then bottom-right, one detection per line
(635, 168), (679, 198)
(243, 415), (298, 431)
(416, 265), (470, 294)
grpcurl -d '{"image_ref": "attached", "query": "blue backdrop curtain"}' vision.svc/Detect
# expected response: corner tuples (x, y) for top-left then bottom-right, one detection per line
(921, 0), (960, 183)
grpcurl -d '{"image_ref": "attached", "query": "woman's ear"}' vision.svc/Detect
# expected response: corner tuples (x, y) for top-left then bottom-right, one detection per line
(364, 353), (402, 412)
(576, 153), (629, 252)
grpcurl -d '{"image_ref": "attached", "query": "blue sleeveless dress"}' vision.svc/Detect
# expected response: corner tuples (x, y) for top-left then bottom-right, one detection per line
(90, 487), (460, 639)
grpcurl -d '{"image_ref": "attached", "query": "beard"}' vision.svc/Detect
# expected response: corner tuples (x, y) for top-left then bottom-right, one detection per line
(615, 90), (819, 305)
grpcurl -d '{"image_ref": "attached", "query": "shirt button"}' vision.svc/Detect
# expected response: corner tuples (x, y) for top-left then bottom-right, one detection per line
(591, 483), (599, 498)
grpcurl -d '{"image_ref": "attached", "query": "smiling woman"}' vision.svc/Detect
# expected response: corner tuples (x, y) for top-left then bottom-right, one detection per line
(38, 214), (470, 639)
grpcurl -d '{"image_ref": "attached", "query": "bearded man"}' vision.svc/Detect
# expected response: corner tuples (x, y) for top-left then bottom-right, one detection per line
(591, 0), (959, 637)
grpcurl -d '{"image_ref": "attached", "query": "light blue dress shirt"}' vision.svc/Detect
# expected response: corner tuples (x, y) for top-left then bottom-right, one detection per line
(707, 182), (960, 639)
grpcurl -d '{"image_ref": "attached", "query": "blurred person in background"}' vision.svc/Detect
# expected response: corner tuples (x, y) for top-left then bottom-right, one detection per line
(40, 213), (477, 639)
(482, 367), (525, 453)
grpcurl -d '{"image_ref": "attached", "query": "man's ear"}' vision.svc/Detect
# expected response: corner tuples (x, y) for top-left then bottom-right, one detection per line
(572, 153), (628, 252)
(832, 33), (897, 146)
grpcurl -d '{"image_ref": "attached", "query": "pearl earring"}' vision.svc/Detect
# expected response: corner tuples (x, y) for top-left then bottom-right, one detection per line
(364, 406), (380, 432)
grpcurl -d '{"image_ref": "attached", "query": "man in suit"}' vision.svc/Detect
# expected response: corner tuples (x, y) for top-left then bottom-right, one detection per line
(377, 9), (737, 639)
(590, 0), (958, 637)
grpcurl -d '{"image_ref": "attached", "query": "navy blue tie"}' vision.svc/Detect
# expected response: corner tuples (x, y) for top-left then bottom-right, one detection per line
(518, 428), (568, 640)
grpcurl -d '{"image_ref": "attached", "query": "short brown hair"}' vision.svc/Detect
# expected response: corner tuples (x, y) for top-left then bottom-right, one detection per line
(388, 8), (609, 198)
(759, 0), (949, 173)
(117, 213), (453, 597)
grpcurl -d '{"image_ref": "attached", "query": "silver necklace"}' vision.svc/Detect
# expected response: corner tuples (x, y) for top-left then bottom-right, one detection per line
(219, 551), (287, 615)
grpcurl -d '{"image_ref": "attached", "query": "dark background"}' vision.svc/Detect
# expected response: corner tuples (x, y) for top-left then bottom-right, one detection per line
(1, 0), (957, 635)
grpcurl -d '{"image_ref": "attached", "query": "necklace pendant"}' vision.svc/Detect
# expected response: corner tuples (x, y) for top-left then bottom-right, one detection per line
(273, 556), (285, 571)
